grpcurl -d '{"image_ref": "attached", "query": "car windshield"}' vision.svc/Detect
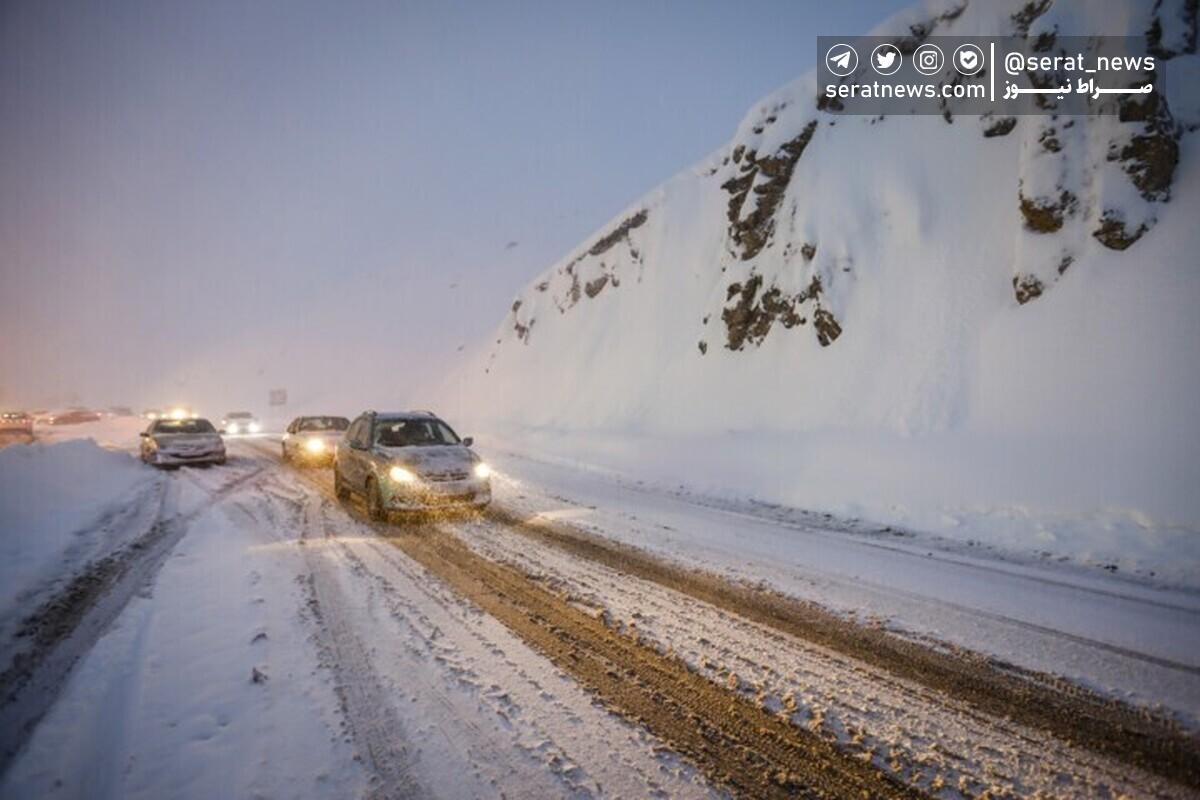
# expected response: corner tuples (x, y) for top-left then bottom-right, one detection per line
(375, 419), (459, 447)
(299, 416), (349, 432)
(154, 419), (215, 435)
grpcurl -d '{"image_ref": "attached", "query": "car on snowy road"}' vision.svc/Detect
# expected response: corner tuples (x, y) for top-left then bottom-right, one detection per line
(140, 417), (226, 468)
(281, 415), (350, 464)
(0, 411), (34, 444)
(47, 408), (103, 425)
(333, 411), (491, 520)
(1, 411), (33, 435)
(220, 411), (261, 435)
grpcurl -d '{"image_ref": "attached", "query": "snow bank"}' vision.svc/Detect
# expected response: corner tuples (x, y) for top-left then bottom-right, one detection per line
(1, 486), (366, 800)
(0, 439), (155, 615)
(439, 0), (1200, 582)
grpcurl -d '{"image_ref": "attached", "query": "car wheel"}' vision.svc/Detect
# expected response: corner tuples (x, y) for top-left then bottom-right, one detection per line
(366, 478), (387, 523)
(334, 465), (350, 502)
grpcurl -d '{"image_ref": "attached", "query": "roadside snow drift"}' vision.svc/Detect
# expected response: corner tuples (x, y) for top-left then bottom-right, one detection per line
(442, 0), (1200, 580)
(0, 440), (156, 618)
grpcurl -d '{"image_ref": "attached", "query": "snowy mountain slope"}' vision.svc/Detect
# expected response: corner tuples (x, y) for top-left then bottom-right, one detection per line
(439, 0), (1200, 572)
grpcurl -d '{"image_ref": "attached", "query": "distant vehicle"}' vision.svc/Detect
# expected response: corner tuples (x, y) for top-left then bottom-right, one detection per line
(140, 418), (226, 468)
(220, 411), (261, 435)
(0, 411), (34, 436)
(48, 409), (102, 425)
(282, 415), (350, 464)
(333, 411), (491, 520)
(107, 406), (135, 417)
(164, 406), (199, 421)
(142, 408), (164, 420)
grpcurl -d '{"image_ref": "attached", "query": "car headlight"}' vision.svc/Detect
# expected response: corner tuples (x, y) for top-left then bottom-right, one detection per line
(248, 422), (261, 433)
(304, 437), (326, 453)
(388, 465), (417, 483)
(474, 462), (491, 479)
(226, 423), (239, 434)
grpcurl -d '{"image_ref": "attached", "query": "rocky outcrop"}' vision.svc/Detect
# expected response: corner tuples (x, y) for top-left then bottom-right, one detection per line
(721, 274), (840, 350)
(722, 121), (818, 261)
(1019, 189), (1076, 233)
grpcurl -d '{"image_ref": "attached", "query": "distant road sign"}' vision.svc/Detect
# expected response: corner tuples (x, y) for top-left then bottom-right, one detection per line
(269, 389), (287, 407)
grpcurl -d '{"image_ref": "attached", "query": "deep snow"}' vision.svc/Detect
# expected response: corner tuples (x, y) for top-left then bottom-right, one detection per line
(0, 436), (158, 634)
(0, 472), (368, 800)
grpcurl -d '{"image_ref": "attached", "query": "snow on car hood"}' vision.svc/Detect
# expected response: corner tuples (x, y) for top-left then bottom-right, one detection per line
(375, 445), (476, 475)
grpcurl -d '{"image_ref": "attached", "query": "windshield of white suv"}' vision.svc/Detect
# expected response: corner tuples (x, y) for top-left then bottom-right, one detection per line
(299, 416), (349, 432)
(375, 419), (459, 447)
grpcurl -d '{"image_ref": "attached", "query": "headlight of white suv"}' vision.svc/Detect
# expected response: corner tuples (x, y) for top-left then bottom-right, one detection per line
(388, 465), (417, 483)
(474, 462), (491, 479)
(226, 423), (239, 434)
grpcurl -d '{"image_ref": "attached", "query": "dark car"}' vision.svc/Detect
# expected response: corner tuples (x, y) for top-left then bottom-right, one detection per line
(49, 409), (102, 425)
(140, 418), (226, 468)
(282, 415), (350, 464)
(333, 411), (491, 520)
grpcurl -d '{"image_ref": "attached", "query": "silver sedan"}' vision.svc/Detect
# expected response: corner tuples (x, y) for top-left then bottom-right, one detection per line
(140, 418), (226, 468)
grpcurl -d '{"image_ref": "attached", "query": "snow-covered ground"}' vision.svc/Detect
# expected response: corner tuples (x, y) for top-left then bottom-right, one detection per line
(0, 432), (160, 645)
(479, 445), (1200, 728)
(1, 465), (369, 800)
(2, 425), (1197, 797)
(1, 436), (719, 799)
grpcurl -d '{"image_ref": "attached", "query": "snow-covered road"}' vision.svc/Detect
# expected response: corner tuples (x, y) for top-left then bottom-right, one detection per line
(2, 433), (1198, 799)
(482, 449), (1200, 725)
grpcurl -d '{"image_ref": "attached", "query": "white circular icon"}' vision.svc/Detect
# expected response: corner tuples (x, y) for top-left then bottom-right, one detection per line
(870, 43), (902, 76)
(825, 44), (858, 77)
(912, 43), (944, 76)
(953, 43), (985, 76)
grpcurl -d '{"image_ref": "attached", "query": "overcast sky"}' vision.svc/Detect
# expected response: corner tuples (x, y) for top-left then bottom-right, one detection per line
(0, 0), (901, 411)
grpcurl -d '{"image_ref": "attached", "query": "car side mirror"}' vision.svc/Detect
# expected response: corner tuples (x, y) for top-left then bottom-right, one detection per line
(462, 436), (473, 447)
(139, 432), (148, 437)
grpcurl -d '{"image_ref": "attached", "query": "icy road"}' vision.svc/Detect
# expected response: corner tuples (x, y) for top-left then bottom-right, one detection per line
(1, 433), (1199, 799)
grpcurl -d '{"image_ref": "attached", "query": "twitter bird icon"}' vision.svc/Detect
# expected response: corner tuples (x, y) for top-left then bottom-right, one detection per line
(871, 44), (902, 75)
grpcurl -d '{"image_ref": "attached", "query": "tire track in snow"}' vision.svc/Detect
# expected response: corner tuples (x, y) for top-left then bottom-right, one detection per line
(287, 490), (424, 800)
(368, 523), (921, 799)
(481, 503), (1200, 792)
(253, 465), (716, 800)
(454, 513), (1198, 799)
(245, 440), (823, 797)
